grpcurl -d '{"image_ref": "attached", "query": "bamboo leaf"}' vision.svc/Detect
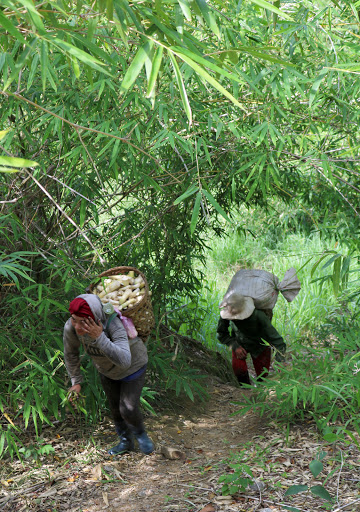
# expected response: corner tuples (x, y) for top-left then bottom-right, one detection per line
(3, 39), (36, 91)
(316, 384), (350, 405)
(146, 46), (163, 98)
(332, 256), (341, 297)
(321, 253), (341, 271)
(172, 47), (246, 84)
(22, 391), (32, 429)
(248, 0), (293, 21)
(70, 32), (115, 65)
(17, 0), (46, 33)
(174, 184), (198, 205)
(71, 56), (81, 78)
(241, 48), (295, 67)
(341, 256), (351, 278)
(202, 189), (231, 222)
(0, 167), (21, 174)
(175, 52), (246, 111)
(246, 177), (260, 202)
(27, 53), (39, 91)
(310, 251), (336, 278)
(169, 53), (192, 124)
(16, 0), (43, 18)
(40, 40), (48, 92)
(113, 14), (129, 49)
(326, 64), (360, 74)
(120, 40), (154, 93)
(175, 4), (184, 34)
(178, 0), (192, 21)
(194, 0), (220, 38)
(190, 192), (201, 235)
(0, 11), (26, 44)
(52, 37), (113, 76)
(80, 199), (86, 228)
(0, 156), (39, 168)
(309, 70), (327, 107)
(292, 386), (298, 407)
(107, 0), (114, 20)
(0, 130), (10, 142)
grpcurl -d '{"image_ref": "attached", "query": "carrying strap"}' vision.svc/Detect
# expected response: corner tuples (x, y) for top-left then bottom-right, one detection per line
(105, 312), (118, 329)
(104, 312), (118, 337)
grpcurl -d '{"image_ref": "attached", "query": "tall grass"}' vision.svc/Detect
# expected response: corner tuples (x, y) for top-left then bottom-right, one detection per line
(196, 205), (356, 353)
(195, 205), (360, 436)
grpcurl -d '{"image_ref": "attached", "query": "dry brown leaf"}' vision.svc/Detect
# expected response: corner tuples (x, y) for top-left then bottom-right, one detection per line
(199, 505), (216, 512)
(102, 491), (109, 506)
(90, 463), (102, 480)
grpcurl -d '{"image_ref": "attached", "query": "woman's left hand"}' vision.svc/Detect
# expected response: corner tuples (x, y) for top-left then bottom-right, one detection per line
(83, 317), (103, 339)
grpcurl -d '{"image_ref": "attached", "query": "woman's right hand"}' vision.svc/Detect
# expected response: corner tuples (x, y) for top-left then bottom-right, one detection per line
(67, 384), (81, 403)
(68, 384), (81, 394)
(234, 347), (247, 360)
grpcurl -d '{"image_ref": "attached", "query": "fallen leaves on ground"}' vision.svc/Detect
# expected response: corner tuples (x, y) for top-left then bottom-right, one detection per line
(1, 379), (360, 512)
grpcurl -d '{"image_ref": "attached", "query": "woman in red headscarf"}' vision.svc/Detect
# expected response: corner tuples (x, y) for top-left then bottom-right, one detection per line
(64, 294), (154, 455)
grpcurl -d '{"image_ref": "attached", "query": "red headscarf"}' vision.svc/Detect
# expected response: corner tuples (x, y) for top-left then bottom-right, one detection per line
(69, 298), (95, 320)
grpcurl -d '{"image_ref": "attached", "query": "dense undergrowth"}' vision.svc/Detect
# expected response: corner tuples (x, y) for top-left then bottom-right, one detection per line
(1, 203), (360, 461)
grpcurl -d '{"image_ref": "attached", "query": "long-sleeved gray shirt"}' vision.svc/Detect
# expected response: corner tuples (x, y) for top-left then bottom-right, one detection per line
(63, 294), (148, 385)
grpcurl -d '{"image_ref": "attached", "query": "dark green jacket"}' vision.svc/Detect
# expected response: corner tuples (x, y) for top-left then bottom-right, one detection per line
(216, 309), (286, 361)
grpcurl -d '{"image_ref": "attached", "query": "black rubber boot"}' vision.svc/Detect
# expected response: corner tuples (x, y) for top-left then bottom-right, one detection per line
(108, 428), (135, 455)
(133, 430), (155, 455)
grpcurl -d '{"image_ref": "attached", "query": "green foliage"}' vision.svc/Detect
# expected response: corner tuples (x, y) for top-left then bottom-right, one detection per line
(217, 438), (272, 496)
(233, 316), (360, 437)
(310, 250), (353, 298)
(147, 336), (209, 402)
(18, 442), (55, 461)
(284, 451), (333, 506)
(218, 463), (254, 495)
(2, 0), (360, 465)
(0, 251), (35, 288)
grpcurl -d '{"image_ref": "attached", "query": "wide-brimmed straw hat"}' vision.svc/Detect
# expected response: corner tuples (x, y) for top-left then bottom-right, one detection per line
(219, 292), (255, 320)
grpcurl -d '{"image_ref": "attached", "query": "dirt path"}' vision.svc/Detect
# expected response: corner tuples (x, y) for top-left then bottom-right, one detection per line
(2, 377), (360, 512)
(0, 378), (267, 512)
(89, 380), (264, 512)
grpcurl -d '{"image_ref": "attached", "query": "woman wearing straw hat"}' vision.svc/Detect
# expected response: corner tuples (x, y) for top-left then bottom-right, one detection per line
(63, 293), (154, 455)
(216, 293), (286, 386)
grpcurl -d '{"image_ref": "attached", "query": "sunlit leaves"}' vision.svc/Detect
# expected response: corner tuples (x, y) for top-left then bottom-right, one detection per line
(248, 0), (294, 21)
(174, 50), (247, 111)
(194, 0), (220, 38)
(169, 53), (192, 124)
(146, 46), (164, 98)
(51, 37), (113, 76)
(0, 156), (38, 174)
(309, 70), (328, 107)
(120, 41), (154, 93)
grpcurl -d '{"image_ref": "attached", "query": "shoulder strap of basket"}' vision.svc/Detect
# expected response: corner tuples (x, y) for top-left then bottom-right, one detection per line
(104, 312), (119, 336)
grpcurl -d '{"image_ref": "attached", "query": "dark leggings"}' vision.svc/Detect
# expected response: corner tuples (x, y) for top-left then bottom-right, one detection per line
(100, 370), (146, 434)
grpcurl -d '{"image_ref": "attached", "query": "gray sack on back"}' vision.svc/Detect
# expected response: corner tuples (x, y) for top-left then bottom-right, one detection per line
(221, 268), (301, 311)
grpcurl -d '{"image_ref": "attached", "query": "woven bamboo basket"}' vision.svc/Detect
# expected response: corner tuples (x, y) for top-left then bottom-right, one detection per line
(90, 266), (155, 342)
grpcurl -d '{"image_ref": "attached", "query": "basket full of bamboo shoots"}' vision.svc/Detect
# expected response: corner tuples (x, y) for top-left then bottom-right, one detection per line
(89, 266), (155, 342)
